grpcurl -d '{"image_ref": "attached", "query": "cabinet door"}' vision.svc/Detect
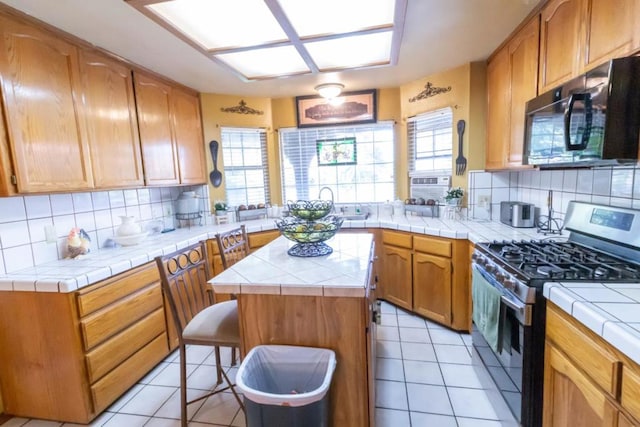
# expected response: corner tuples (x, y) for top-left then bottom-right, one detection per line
(485, 47), (510, 170)
(507, 17), (539, 167)
(584, 0), (640, 71)
(412, 252), (451, 325)
(171, 88), (206, 184)
(133, 72), (180, 185)
(539, 0), (586, 93)
(543, 344), (618, 427)
(0, 16), (93, 192)
(379, 244), (412, 311)
(79, 50), (144, 188)
(619, 413), (639, 427)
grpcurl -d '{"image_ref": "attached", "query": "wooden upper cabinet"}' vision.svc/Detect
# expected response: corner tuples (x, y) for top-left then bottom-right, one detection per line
(486, 45), (511, 170)
(133, 72), (180, 186)
(585, 0), (640, 71)
(0, 15), (93, 193)
(486, 16), (539, 170)
(507, 17), (539, 167)
(79, 50), (144, 188)
(171, 88), (206, 184)
(539, 0), (586, 93)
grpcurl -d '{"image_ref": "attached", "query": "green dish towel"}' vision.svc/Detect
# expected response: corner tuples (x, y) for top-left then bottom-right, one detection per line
(472, 269), (506, 353)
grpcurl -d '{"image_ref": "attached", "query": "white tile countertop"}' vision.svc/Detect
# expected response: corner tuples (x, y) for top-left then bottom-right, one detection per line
(209, 233), (374, 298)
(544, 282), (640, 365)
(0, 214), (550, 293)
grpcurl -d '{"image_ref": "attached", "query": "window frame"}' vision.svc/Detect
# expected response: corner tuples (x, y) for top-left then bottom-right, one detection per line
(220, 127), (270, 207)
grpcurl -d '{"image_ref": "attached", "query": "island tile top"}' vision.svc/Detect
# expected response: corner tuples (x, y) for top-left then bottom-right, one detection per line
(209, 233), (374, 298)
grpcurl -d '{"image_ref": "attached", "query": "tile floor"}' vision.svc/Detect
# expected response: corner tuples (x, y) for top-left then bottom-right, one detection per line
(2, 301), (518, 427)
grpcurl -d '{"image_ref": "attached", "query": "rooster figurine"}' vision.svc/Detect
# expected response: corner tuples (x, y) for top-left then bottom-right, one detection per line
(66, 228), (91, 259)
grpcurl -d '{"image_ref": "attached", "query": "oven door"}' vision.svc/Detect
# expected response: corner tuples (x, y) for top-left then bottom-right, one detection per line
(471, 264), (530, 424)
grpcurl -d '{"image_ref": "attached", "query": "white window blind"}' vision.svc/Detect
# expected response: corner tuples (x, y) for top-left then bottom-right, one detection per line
(407, 107), (453, 172)
(279, 122), (395, 203)
(220, 127), (270, 207)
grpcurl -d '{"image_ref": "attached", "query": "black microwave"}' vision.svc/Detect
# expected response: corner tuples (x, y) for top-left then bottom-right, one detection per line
(523, 57), (640, 168)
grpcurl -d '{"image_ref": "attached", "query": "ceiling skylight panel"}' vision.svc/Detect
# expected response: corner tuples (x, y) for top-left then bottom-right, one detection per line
(148, 0), (287, 50)
(277, 0), (396, 37)
(305, 32), (393, 70)
(216, 46), (310, 79)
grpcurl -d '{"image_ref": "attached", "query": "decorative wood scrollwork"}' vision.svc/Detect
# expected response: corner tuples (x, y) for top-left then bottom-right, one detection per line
(409, 82), (452, 102)
(220, 100), (264, 115)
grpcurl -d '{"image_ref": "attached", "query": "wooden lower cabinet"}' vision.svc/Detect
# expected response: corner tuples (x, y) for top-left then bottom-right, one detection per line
(413, 251), (451, 325)
(248, 229), (280, 252)
(544, 303), (640, 426)
(543, 344), (618, 427)
(0, 262), (171, 423)
(378, 230), (470, 331)
(620, 413), (640, 427)
(380, 242), (413, 310)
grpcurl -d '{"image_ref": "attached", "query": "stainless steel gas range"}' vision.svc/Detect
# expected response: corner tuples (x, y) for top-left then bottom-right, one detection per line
(471, 201), (640, 427)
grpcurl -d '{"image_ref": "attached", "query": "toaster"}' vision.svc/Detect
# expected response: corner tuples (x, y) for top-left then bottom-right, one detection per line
(500, 202), (535, 228)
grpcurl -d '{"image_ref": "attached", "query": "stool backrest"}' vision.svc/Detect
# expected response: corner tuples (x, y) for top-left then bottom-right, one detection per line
(215, 225), (250, 269)
(155, 242), (212, 334)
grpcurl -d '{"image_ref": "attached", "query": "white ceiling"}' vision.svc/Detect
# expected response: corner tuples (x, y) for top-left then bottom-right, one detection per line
(0, 0), (539, 98)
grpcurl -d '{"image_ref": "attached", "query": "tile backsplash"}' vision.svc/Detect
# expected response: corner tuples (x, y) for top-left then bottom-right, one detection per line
(0, 185), (210, 274)
(467, 166), (640, 225)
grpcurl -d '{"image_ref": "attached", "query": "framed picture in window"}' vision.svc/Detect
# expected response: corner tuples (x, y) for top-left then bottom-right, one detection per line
(316, 137), (357, 166)
(296, 89), (377, 128)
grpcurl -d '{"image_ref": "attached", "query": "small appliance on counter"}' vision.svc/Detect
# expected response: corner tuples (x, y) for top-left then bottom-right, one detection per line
(500, 201), (535, 228)
(175, 191), (202, 226)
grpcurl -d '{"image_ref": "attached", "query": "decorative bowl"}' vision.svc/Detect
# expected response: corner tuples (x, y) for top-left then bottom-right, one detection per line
(276, 216), (343, 244)
(287, 200), (333, 220)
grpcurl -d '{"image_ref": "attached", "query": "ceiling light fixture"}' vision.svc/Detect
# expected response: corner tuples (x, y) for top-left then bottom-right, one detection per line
(315, 83), (345, 99)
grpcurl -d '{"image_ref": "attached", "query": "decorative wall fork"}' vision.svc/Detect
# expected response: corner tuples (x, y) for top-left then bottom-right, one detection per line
(455, 119), (467, 176)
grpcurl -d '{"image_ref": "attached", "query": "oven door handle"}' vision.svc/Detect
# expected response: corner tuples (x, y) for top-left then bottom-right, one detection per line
(501, 295), (532, 326)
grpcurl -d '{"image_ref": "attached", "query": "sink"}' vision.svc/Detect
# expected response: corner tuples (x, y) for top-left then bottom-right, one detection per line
(337, 212), (369, 220)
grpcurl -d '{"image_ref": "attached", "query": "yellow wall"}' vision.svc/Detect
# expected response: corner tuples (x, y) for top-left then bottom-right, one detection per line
(398, 62), (487, 200)
(199, 69), (484, 206)
(199, 94), (276, 207)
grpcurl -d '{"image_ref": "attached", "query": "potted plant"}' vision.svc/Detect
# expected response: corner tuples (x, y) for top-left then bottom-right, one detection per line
(214, 200), (227, 216)
(444, 187), (464, 206)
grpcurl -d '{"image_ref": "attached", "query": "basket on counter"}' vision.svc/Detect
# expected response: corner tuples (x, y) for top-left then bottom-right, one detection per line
(276, 200), (342, 257)
(286, 200), (333, 220)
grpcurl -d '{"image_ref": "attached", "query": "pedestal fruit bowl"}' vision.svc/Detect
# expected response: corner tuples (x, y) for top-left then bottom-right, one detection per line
(276, 200), (343, 257)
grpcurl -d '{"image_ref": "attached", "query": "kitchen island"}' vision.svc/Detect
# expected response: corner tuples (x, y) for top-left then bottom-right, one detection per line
(209, 232), (378, 427)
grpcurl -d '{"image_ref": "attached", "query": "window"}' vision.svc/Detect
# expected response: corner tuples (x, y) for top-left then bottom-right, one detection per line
(279, 122), (395, 203)
(408, 107), (453, 172)
(220, 127), (270, 207)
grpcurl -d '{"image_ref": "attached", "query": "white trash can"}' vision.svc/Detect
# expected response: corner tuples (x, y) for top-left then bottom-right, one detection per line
(236, 345), (337, 427)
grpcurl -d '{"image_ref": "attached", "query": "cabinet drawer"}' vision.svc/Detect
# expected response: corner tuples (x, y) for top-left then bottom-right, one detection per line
(546, 306), (620, 396)
(76, 264), (159, 317)
(382, 231), (412, 249)
(248, 230), (280, 249)
(622, 365), (640, 421)
(85, 308), (166, 383)
(91, 333), (168, 412)
(81, 284), (163, 350)
(413, 235), (452, 258)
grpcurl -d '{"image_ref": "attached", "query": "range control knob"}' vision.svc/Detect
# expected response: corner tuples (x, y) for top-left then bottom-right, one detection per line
(471, 253), (484, 265)
(503, 279), (516, 292)
(484, 264), (496, 274)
